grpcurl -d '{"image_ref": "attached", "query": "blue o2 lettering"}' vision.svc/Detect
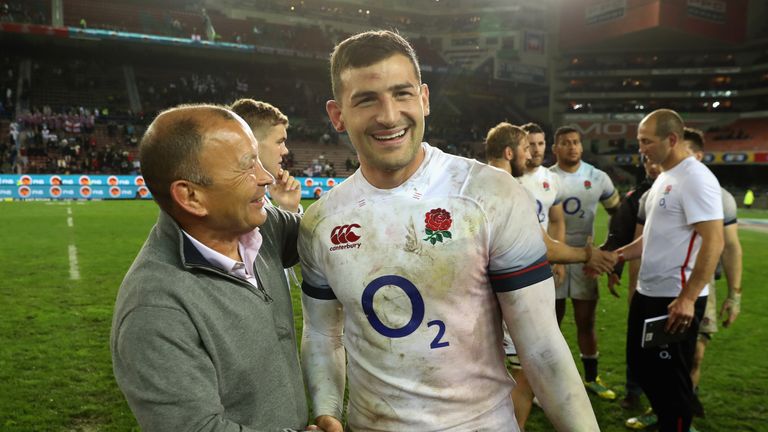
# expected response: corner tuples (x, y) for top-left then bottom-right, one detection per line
(361, 275), (449, 349)
(428, 320), (450, 348)
(536, 199), (545, 223)
(563, 197), (585, 218)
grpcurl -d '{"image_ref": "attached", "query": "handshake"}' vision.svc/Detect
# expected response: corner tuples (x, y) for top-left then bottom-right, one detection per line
(544, 234), (625, 298)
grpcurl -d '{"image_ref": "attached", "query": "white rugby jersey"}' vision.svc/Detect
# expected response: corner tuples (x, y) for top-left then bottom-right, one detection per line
(519, 165), (564, 229)
(549, 162), (616, 247)
(637, 157), (722, 298)
(299, 144), (550, 431)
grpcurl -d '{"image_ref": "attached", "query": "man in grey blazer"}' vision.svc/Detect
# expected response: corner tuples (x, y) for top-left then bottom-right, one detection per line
(110, 104), (311, 431)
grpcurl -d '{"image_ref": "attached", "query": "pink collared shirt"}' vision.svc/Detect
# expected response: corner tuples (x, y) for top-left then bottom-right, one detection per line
(182, 229), (263, 289)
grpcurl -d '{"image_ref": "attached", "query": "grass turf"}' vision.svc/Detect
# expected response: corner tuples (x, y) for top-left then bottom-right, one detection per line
(0, 200), (765, 431)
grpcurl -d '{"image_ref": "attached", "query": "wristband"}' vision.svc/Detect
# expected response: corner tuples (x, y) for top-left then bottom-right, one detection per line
(726, 292), (742, 306)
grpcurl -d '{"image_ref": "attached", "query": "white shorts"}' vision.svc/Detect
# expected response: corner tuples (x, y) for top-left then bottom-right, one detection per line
(555, 262), (598, 301)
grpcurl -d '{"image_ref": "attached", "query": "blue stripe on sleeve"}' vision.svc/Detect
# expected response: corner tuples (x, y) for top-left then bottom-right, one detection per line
(301, 281), (337, 300)
(490, 254), (553, 292)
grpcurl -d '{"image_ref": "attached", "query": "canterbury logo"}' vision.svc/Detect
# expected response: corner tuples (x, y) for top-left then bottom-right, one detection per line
(331, 224), (361, 244)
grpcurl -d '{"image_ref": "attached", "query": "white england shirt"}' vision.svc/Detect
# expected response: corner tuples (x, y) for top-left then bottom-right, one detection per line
(299, 144), (550, 431)
(519, 165), (564, 229)
(550, 162), (616, 247)
(637, 157), (722, 298)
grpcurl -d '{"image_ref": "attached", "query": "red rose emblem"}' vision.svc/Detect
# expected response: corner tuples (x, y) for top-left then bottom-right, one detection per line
(584, 180), (592, 190)
(423, 208), (453, 244)
(425, 208), (452, 231)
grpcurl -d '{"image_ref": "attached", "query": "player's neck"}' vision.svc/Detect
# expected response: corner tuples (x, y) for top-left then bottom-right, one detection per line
(488, 158), (511, 174)
(661, 148), (689, 172)
(523, 164), (539, 175)
(360, 147), (426, 190)
(557, 160), (581, 173)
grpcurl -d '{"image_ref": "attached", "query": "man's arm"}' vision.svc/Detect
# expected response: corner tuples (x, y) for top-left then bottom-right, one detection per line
(626, 223), (644, 302)
(720, 223), (742, 327)
(543, 228), (617, 275)
(498, 280), (599, 431)
(113, 308), (266, 432)
(547, 203), (566, 243)
(265, 206), (301, 268)
(301, 295), (346, 432)
(666, 219), (724, 332)
(547, 203), (567, 285)
(600, 189), (620, 216)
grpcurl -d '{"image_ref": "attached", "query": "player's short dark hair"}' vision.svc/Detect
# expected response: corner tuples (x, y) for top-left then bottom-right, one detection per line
(648, 108), (684, 140)
(485, 122), (526, 159)
(521, 122), (544, 135)
(330, 30), (421, 101)
(229, 98), (288, 142)
(684, 127), (705, 152)
(554, 125), (580, 145)
(139, 104), (233, 210)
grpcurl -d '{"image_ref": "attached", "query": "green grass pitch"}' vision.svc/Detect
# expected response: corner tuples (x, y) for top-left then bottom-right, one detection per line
(0, 200), (766, 431)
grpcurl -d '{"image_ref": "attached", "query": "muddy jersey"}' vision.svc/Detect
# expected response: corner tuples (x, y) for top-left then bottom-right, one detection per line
(299, 144), (550, 431)
(550, 162), (616, 247)
(519, 165), (565, 230)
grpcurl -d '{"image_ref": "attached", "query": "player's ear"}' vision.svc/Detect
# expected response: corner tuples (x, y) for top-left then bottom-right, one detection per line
(504, 146), (514, 161)
(170, 180), (208, 217)
(326, 100), (345, 133)
(420, 83), (430, 116)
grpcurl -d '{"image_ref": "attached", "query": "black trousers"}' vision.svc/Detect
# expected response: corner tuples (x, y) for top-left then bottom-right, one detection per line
(627, 292), (706, 432)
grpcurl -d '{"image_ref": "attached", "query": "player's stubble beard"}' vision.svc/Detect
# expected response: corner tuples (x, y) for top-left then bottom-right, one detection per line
(511, 156), (526, 177)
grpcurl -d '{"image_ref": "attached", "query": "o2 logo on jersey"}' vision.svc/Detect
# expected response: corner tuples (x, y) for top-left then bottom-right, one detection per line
(563, 197), (585, 218)
(536, 199), (545, 223)
(361, 275), (449, 349)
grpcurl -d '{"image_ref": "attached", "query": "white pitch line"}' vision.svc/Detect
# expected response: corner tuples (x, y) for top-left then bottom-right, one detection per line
(66, 203), (80, 280)
(68, 244), (81, 280)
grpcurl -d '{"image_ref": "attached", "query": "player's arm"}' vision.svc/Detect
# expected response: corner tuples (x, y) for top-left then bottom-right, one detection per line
(543, 228), (617, 275)
(498, 283), (599, 430)
(666, 219), (724, 332)
(598, 171), (620, 216)
(297, 207), (345, 431)
(546, 203), (567, 284)
(547, 203), (565, 243)
(301, 294), (345, 431)
(720, 222), (742, 327)
(486, 173), (598, 430)
(626, 223), (644, 302)
(600, 189), (620, 216)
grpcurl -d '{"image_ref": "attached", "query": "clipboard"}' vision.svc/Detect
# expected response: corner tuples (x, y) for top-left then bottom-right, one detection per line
(641, 314), (687, 348)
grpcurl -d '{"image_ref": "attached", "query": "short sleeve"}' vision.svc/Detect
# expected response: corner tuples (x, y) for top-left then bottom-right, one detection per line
(637, 191), (649, 225)
(552, 174), (565, 206)
(598, 170), (616, 201)
(722, 189), (738, 226)
(471, 167), (551, 292)
(681, 168), (722, 225)
(298, 203), (337, 300)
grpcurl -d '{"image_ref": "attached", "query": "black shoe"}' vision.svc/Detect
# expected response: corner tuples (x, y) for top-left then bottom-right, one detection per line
(691, 392), (705, 418)
(620, 393), (641, 410)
